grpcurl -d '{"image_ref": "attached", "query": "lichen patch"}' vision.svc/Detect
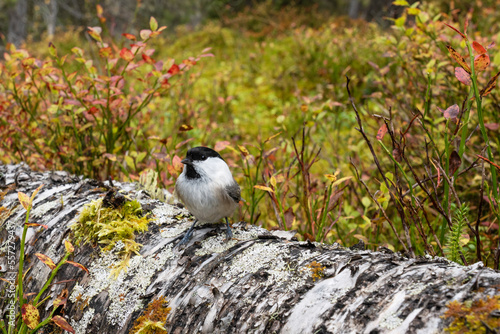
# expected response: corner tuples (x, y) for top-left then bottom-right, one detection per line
(69, 242), (174, 328)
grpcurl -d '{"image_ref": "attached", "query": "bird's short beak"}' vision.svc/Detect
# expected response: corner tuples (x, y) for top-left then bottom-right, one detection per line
(181, 158), (192, 165)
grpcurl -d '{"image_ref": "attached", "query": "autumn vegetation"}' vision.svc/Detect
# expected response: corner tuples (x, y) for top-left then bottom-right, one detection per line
(1, 1), (500, 271)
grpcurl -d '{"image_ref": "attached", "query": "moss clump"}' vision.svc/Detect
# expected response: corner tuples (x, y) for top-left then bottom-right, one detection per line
(131, 296), (171, 334)
(71, 197), (150, 270)
(444, 295), (500, 333)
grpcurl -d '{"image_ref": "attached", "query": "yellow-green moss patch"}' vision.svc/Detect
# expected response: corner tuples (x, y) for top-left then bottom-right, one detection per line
(71, 197), (151, 272)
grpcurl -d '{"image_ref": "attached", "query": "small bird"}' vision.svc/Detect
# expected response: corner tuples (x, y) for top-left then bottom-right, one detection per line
(175, 146), (241, 245)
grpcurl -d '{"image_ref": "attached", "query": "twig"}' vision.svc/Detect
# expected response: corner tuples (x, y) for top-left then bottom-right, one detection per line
(351, 160), (409, 253)
(434, 159), (477, 238)
(401, 157), (480, 197)
(346, 76), (413, 256)
(477, 154), (500, 170)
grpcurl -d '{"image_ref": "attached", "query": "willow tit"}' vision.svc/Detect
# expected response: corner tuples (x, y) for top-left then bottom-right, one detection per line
(175, 146), (241, 245)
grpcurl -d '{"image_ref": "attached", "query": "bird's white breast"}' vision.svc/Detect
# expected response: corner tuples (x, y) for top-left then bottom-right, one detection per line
(175, 157), (239, 223)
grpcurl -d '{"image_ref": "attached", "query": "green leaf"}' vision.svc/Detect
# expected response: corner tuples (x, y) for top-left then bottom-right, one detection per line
(150, 17), (158, 31)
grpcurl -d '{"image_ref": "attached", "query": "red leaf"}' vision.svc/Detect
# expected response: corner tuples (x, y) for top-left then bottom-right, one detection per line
(214, 141), (230, 152)
(52, 316), (75, 334)
(168, 64), (180, 75)
(443, 22), (467, 40)
(119, 48), (134, 62)
(474, 53), (490, 71)
(455, 67), (471, 85)
(485, 123), (499, 131)
(376, 123), (388, 140)
(472, 41), (487, 54)
(141, 53), (154, 64)
(437, 104), (459, 121)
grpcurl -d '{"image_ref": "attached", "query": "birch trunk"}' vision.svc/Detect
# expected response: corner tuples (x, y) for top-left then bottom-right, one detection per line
(0, 163), (499, 334)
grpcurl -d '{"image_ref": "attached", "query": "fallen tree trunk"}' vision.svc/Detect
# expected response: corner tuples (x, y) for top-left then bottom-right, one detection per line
(0, 163), (499, 334)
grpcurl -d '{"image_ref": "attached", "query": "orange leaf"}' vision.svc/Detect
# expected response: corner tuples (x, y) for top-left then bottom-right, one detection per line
(446, 45), (471, 74)
(122, 33), (136, 41)
(99, 47), (112, 58)
(21, 304), (40, 330)
(376, 123), (388, 140)
(474, 53), (490, 71)
(455, 67), (471, 85)
(96, 4), (103, 17)
(18, 192), (31, 210)
(65, 261), (89, 274)
(142, 53), (154, 64)
(472, 41), (487, 54)
(52, 316), (75, 334)
(35, 253), (56, 270)
(119, 48), (134, 62)
(25, 222), (48, 229)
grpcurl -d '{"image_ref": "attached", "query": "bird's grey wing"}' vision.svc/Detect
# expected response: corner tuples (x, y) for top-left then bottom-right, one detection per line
(225, 182), (241, 203)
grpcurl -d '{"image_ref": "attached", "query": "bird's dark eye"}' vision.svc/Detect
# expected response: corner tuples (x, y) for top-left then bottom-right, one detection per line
(201, 155), (206, 160)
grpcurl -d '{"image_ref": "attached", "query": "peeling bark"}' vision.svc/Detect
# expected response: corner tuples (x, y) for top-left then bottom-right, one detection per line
(0, 163), (499, 334)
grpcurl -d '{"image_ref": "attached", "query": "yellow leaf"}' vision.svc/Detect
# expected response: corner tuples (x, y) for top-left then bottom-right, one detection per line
(331, 176), (353, 187)
(18, 192), (31, 211)
(270, 176), (277, 189)
(35, 253), (56, 270)
(238, 145), (250, 157)
(64, 240), (74, 253)
(30, 184), (44, 203)
(254, 185), (274, 193)
(353, 234), (369, 244)
(21, 304), (40, 330)
(125, 156), (135, 170)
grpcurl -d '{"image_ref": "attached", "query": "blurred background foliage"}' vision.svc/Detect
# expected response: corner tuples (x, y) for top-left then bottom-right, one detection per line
(2, 0), (500, 268)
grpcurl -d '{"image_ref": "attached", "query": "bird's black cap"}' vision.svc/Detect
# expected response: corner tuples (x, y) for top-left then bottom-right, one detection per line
(183, 146), (223, 164)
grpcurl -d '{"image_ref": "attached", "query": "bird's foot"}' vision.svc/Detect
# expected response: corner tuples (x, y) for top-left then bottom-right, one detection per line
(225, 217), (233, 241)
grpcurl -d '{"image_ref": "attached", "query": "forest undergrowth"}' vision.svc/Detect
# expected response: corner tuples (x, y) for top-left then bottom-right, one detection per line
(1, 1), (500, 269)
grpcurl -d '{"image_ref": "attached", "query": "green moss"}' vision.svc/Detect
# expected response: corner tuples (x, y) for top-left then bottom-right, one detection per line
(71, 198), (151, 271)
